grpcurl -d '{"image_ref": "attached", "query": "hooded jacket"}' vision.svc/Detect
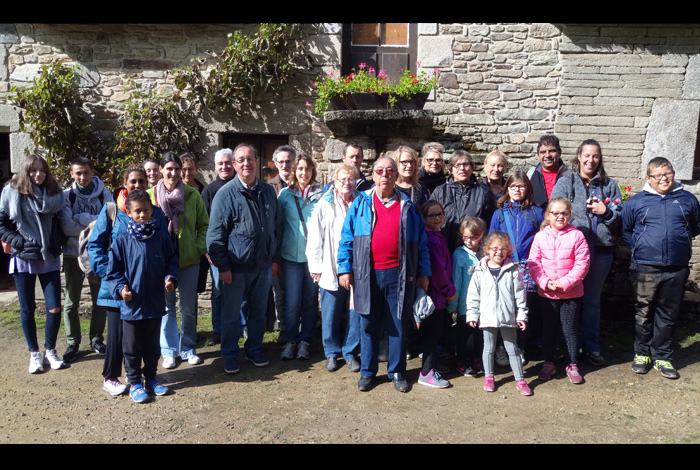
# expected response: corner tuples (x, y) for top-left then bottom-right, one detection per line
(489, 201), (544, 261)
(59, 176), (113, 258)
(466, 256), (528, 328)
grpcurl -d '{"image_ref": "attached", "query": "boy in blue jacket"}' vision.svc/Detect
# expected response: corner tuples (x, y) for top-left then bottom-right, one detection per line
(106, 190), (179, 402)
(622, 157), (700, 379)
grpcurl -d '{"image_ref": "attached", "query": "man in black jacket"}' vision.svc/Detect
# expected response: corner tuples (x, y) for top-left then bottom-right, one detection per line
(527, 135), (568, 209)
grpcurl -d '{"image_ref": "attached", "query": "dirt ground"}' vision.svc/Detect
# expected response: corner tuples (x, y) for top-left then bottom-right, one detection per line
(1, 293), (700, 445)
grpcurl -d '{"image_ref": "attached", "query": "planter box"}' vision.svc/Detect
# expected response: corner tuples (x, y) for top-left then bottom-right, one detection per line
(392, 92), (429, 110)
(351, 92), (390, 110)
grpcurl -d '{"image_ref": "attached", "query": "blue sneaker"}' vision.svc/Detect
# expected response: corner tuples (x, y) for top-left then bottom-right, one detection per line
(144, 378), (170, 396)
(245, 353), (270, 367)
(224, 358), (240, 375)
(129, 384), (150, 403)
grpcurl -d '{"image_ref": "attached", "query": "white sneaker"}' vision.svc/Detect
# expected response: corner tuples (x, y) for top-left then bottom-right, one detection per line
(103, 378), (128, 396)
(297, 341), (310, 360)
(187, 354), (203, 365)
(29, 351), (43, 374)
(162, 356), (176, 369)
(495, 346), (509, 367)
(44, 349), (65, 370)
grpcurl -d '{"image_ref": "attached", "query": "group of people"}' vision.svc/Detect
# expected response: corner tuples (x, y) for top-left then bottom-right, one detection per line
(1, 133), (697, 402)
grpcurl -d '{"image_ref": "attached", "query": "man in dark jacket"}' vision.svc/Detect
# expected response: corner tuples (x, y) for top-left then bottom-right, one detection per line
(527, 135), (568, 209)
(622, 157), (700, 379)
(206, 144), (281, 375)
(324, 143), (374, 192)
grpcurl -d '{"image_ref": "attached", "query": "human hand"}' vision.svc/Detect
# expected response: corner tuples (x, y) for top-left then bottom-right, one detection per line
(272, 262), (281, 277)
(121, 285), (132, 301)
(468, 321), (477, 328)
(310, 273), (321, 282)
(446, 293), (458, 302)
(417, 275), (429, 293)
(220, 270), (232, 284)
(165, 276), (175, 292)
(339, 273), (353, 290)
(518, 320), (527, 331)
(586, 198), (606, 215)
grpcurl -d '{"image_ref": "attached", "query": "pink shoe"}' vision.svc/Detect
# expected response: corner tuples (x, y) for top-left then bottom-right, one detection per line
(516, 379), (533, 396)
(538, 361), (556, 381)
(483, 376), (495, 392)
(566, 363), (584, 384)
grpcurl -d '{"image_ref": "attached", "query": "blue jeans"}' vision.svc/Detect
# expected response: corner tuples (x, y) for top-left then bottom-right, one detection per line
(219, 267), (272, 360)
(211, 263), (247, 334)
(581, 251), (613, 354)
(161, 263), (200, 360)
(360, 266), (406, 378)
(282, 260), (318, 345)
(13, 270), (62, 352)
(320, 286), (360, 360)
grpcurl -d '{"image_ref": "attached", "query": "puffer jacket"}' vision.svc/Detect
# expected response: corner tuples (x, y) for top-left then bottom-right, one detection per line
(447, 245), (480, 316)
(489, 201), (543, 261)
(278, 182), (324, 263)
(337, 187), (431, 318)
(59, 176), (113, 258)
(466, 256), (528, 328)
(622, 181), (700, 267)
(528, 224), (590, 299)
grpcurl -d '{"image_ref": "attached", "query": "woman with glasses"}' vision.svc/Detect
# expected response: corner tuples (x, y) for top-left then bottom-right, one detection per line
(550, 139), (622, 368)
(393, 146), (430, 209)
(430, 150), (496, 253)
(419, 142), (447, 194)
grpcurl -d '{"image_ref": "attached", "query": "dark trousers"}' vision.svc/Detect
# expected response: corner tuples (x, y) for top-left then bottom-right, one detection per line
(540, 296), (582, 364)
(631, 263), (689, 361)
(102, 306), (123, 381)
(455, 314), (483, 364)
(420, 308), (446, 375)
(122, 317), (161, 385)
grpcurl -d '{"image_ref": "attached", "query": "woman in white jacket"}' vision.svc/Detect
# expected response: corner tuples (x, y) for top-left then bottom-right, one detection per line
(307, 164), (362, 372)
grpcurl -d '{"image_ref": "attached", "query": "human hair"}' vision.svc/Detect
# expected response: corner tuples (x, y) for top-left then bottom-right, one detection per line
(287, 154), (317, 189)
(481, 230), (512, 257)
(333, 163), (359, 181)
(70, 156), (94, 170)
(273, 145), (297, 162)
(497, 170), (535, 209)
(420, 199), (444, 220)
(179, 152), (198, 169)
(233, 143), (258, 160)
(393, 145), (420, 186)
(143, 156), (161, 167)
(215, 148), (233, 161)
(537, 134), (561, 154)
(484, 150), (508, 172)
(122, 166), (147, 186)
(459, 216), (487, 238)
(343, 143), (363, 157)
(571, 138), (607, 182)
(421, 142), (444, 159)
(372, 155), (398, 174)
(124, 188), (153, 211)
(646, 156), (674, 175)
(161, 151), (182, 168)
(448, 149), (474, 172)
(7, 153), (62, 196)
(542, 196), (574, 229)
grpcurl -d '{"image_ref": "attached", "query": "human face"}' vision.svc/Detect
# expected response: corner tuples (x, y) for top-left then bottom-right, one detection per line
(461, 228), (482, 252)
(485, 156), (505, 183)
(29, 159), (46, 186)
(274, 151), (293, 180)
(451, 157), (473, 185)
(295, 159), (313, 189)
(423, 151), (443, 175)
(70, 164), (94, 188)
(487, 239), (510, 266)
(397, 152), (417, 180)
(577, 144), (601, 180)
(215, 152), (235, 181)
(161, 161), (182, 190)
(372, 159), (397, 194)
(234, 146), (258, 185)
(126, 199), (153, 224)
(646, 165), (675, 195)
(181, 160), (198, 186)
(424, 205), (444, 232)
(507, 180), (528, 202)
(342, 146), (364, 170)
(125, 171), (147, 193)
(548, 202), (571, 231)
(334, 170), (356, 198)
(537, 144), (561, 172)
(144, 161), (161, 186)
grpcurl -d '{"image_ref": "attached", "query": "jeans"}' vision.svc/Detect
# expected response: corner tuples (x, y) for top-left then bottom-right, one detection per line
(360, 266), (407, 378)
(219, 267), (272, 360)
(161, 263), (200, 360)
(581, 251), (613, 354)
(320, 286), (361, 360)
(212, 263), (247, 334)
(13, 270), (62, 352)
(282, 260), (318, 345)
(63, 257), (106, 346)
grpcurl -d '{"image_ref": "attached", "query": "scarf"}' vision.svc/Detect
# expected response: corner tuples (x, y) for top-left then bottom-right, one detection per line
(127, 218), (156, 241)
(154, 179), (186, 237)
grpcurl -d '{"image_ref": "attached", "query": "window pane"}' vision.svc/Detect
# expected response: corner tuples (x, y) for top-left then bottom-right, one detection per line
(382, 23), (407, 46)
(352, 24), (379, 45)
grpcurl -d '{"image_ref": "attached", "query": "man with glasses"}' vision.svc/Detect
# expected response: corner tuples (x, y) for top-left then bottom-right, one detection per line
(528, 135), (568, 209)
(622, 157), (700, 380)
(325, 143), (374, 192)
(206, 144), (282, 374)
(337, 156), (431, 393)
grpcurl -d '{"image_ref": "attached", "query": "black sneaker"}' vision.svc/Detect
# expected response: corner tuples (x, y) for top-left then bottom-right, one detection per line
(654, 359), (679, 379)
(91, 341), (106, 355)
(325, 357), (339, 372)
(358, 376), (374, 391)
(63, 343), (80, 363)
(631, 354), (652, 374)
(392, 373), (409, 393)
(586, 351), (606, 367)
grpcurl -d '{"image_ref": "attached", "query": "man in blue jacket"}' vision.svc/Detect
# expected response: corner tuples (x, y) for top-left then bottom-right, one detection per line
(338, 156), (431, 392)
(622, 157), (700, 379)
(206, 144), (282, 375)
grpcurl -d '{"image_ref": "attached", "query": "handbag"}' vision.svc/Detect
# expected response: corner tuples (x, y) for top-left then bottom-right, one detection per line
(502, 209), (537, 292)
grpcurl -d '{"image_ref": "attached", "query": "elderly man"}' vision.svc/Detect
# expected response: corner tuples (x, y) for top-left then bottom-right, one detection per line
(206, 144), (281, 374)
(337, 156), (431, 392)
(325, 143), (374, 192)
(527, 134), (568, 209)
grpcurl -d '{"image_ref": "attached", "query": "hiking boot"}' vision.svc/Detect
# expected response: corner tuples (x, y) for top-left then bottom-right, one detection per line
(566, 363), (584, 384)
(631, 354), (652, 374)
(483, 376), (495, 392)
(654, 359), (679, 379)
(63, 343), (80, 363)
(516, 379), (533, 396)
(418, 369), (451, 389)
(538, 361), (556, 381)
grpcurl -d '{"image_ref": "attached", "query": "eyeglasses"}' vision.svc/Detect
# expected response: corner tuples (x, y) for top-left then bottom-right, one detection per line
(374, 168), (394, 176)
(399, 160), (415, 167)
(453, 163), (471, 169)
(550, 211), (571, 218)
(235, 157), (256, 164)
(508, 184), (527, 191)
(648, 171), (674, 181)
(426, 212), (444, 220)
(489, 246), (508, 253)
(336, 178), (356, 185)
(424, 158), (442, 165)
(276, 160), (291, 166)
(462, 234), (481, 241)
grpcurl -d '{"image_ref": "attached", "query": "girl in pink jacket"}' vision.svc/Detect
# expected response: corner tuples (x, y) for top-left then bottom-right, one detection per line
(528, 197), (590, 384)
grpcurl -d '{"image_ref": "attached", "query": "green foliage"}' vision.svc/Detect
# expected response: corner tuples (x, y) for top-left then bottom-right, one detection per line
(9, 60), (103, 184)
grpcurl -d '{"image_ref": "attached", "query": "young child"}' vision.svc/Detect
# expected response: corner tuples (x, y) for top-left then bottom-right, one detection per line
(447, 217), (486, 377)
(467, 231), (531, 396)
(417, 200), (457, 388)
(622, 157), (700, 379)
(105, 189), (179, 403)
(528, 197), (590, 384)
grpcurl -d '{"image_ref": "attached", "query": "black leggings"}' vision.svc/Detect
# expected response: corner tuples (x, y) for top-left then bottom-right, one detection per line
(539, 296), (582, 364)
